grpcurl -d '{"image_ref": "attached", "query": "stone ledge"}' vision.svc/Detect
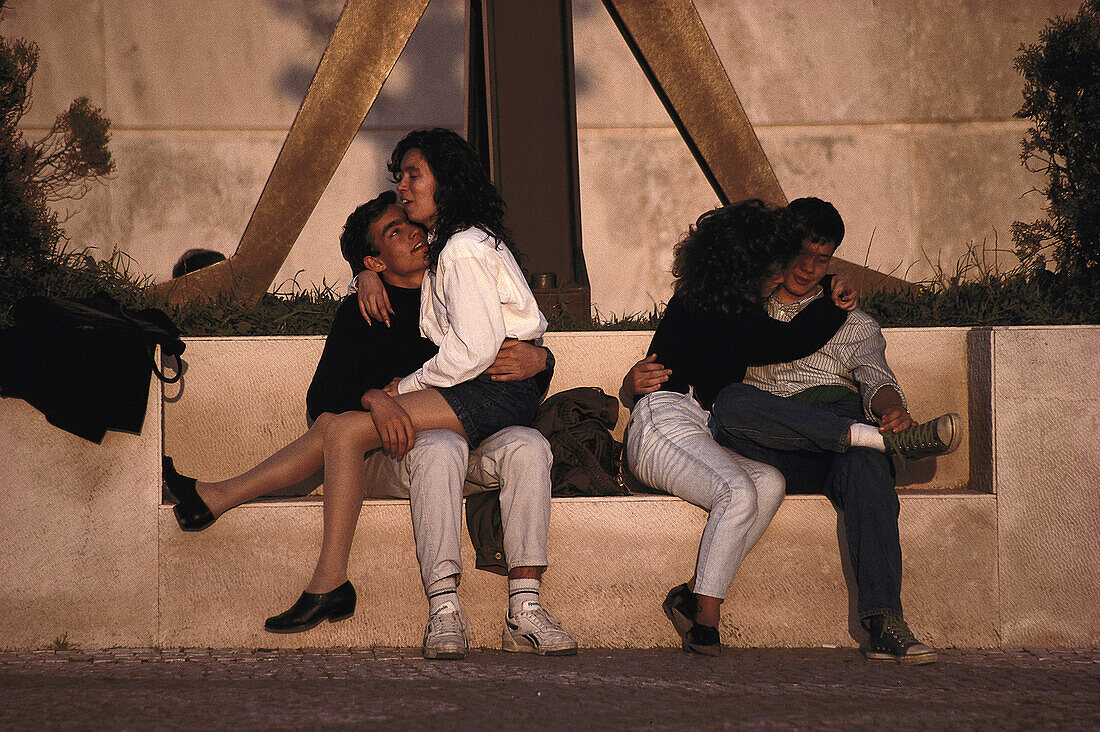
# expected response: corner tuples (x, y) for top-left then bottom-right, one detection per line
(157, 491), (997, 649)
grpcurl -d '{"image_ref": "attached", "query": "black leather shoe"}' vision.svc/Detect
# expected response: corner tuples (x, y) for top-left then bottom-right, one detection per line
(662, 583), (698, 638)
(265, 581), (357, 634)
(162, 456), (215, 532)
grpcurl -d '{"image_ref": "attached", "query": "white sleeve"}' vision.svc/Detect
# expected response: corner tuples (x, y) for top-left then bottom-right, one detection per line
(398, 254), (505, 392)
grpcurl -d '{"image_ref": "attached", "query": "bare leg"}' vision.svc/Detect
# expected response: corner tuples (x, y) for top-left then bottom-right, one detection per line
(194, 413), (336, 518)
(307, 390), (465, 593)
(686, 577), (722, 627)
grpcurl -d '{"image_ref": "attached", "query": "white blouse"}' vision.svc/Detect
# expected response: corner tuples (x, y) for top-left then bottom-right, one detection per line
(397, 227), (546, 393)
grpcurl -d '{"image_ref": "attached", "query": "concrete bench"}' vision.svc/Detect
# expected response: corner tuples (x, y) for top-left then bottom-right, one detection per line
(2, 326), (1097, 650)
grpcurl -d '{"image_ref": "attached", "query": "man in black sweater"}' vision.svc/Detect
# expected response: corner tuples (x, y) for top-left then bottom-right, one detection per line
(170, 192), (576, 659)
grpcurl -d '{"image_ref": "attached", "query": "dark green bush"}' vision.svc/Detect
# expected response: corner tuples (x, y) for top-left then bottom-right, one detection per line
(1012, 0), (1100, 278)
(1, 0), (115, 325)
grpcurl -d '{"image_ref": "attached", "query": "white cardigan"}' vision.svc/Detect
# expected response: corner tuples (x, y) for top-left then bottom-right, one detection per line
(397, 227), (546, 394)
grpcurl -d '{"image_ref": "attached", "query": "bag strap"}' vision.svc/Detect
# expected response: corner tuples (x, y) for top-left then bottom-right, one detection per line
(90, 291), (186, 383)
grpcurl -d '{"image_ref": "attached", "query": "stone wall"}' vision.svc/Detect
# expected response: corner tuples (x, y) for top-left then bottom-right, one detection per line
(1, 326), (1097, 649)
(5, 0), (1081, 317)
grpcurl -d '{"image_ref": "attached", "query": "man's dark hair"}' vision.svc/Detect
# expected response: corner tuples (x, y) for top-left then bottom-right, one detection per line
(388, 128), (513, 268)
(340, 190), (398, 275)
(672, 199), (803, 316)
(787, 197), (844, 248)
(172, 248), (226, 278)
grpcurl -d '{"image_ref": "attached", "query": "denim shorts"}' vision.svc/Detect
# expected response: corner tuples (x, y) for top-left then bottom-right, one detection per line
(437, 370), (549, 448)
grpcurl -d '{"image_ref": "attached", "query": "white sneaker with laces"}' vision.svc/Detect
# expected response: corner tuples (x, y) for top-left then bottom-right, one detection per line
(423, 601), (469, 660)
(502, 600), (578, 656)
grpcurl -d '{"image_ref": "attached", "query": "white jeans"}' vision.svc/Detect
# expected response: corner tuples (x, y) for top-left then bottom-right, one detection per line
(362, 426), (552, 589)
(625, 390), (785, 599)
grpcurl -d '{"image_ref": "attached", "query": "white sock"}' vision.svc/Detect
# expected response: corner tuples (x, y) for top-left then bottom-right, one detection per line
(508, 578), (541, 615)
(848, 423), (887, 452)
(427, 577), (460, 615)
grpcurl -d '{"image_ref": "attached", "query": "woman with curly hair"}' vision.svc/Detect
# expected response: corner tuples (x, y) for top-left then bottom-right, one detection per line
(621, 199), (854, 656)
(264, 129), (574, 652)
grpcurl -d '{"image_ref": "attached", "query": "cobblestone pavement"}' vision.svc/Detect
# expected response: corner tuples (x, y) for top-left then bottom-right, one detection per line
(1, 646), (1097, 730)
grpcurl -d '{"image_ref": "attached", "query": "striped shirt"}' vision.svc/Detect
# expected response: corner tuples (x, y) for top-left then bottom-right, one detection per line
(743, 287), (906, 422)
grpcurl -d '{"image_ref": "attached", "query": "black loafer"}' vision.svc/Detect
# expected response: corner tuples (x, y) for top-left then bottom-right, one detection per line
(265, 581), (357, 634)
(162, 456), (215, 532)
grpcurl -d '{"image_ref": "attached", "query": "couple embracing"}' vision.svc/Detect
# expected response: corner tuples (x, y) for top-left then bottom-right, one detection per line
(165, 129), (958, 665)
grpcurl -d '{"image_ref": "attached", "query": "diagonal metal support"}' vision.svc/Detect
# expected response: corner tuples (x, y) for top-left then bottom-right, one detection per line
(156, 0), (430, 305)
(602, 0), (912, 293)
(602, 0), (785, 208)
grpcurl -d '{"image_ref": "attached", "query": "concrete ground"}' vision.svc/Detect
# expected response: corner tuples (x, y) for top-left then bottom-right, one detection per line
(1, 646), (1097, 730)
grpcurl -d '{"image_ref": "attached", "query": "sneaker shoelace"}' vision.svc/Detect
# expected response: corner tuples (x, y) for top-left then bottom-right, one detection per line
(880, 615), (919, 646)
(429, 609), (465, 638)
(891, 421), (944, 453)
(518, 606), (564, 633)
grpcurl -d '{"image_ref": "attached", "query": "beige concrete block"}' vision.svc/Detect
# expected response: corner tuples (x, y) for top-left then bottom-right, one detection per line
(761, 125), (916, 282)
(994, 327), (1100, 647)
(164, 338), (323, 485)
(883, 329), (971, 489)
(716, 493), (998, 647)
(571, 0), (670, 128)
(97, 130), (281, 281)
(103, 0), (325, 129)
(544, 331), (651, 439)
(911, 0), (1084, 121)
(573, 0), (912, 128)
(4, 0), (107, 128)
(155, 492), (996, 648)
(695, 0), (912, 126)
(87, 130), (398, 289)
(911, 126), (1047, 281)
(0, 382), (160, 649)
(577, 130), (719, 319)
(158, 501), (428, 647)
(101, 0), (463, 130)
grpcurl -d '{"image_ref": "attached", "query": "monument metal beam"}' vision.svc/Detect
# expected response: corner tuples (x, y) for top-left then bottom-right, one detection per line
(601, 0), (785, 208)
(157, 0), (430, 305)
(601, 0), (913, 293)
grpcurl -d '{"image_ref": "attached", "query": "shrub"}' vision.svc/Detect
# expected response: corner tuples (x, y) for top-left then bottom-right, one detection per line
(1012, 0), (1100, 278)
(0, 0), (115, 323)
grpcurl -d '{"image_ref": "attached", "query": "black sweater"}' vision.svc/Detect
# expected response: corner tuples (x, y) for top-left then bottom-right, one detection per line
(647, 276), (847, 410)
(306, 282), (437, 421)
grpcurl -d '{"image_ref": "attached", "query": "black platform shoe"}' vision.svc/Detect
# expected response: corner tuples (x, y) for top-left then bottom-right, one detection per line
(162, 456), (215, 532)
(662, 583), (698, 637)
(265, 581), (357, 634)
(682, 623), (721, 656)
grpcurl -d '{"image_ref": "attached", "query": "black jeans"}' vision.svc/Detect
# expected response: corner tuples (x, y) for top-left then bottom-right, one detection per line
(711, 383), (903, 619)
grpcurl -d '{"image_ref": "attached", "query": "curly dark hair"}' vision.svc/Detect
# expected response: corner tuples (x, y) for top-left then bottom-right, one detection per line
(671, 200), (805, 316)
(339, 190), (397, 274)
(388, 128), (514, 268)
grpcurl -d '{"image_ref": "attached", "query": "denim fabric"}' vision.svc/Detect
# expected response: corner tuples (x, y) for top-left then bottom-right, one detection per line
(437, 373), (545, 448)
(625, 390), (785, 599)
(361, 427), (552, 589)
(712, 383), (903, 619)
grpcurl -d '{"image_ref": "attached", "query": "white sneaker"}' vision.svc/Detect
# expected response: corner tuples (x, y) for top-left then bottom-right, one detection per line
(423, 601), (469, 660)
(502, 600), (578, 656)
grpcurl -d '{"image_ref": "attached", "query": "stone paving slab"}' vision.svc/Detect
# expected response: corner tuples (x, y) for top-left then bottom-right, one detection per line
(1, 647), (1097, 730)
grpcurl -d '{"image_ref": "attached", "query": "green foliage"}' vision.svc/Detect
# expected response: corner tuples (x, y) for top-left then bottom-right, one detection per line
(1, 1), (115, 323)
(1012, 0), (1100, 277)
(50, 632), (75, 650)
(857, 237), (1099, 327)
